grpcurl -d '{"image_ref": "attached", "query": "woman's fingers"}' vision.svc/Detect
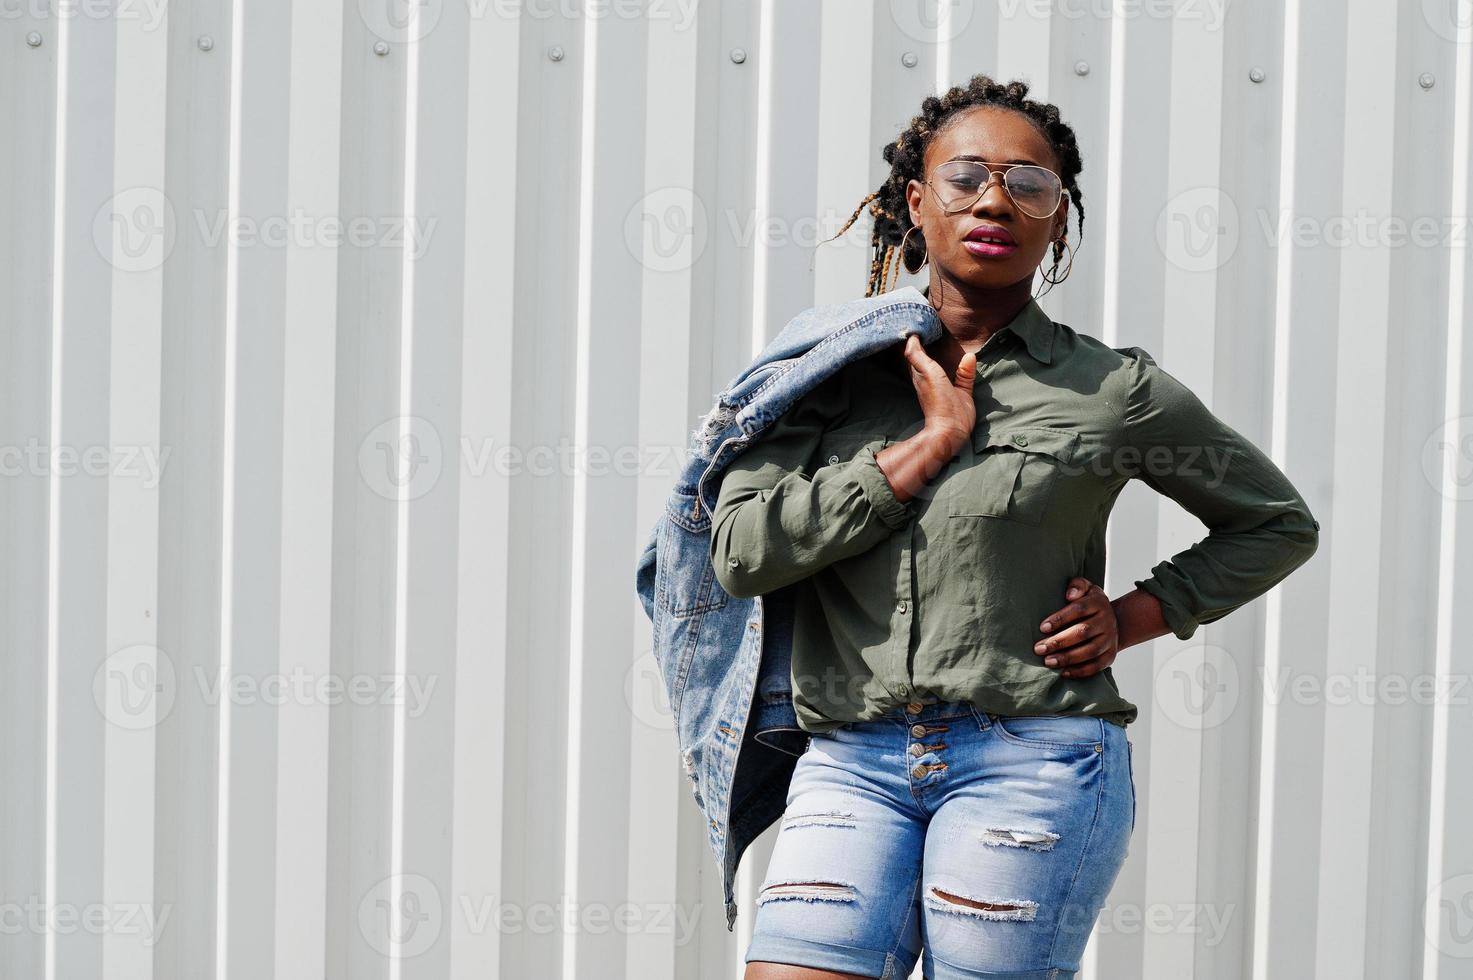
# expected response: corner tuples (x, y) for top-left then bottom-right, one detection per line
(1042, 637), (1116, 678)
(1034, 620), (1096, 663)
(1036, 577), (1119, 674)
(1039, 599), (1092, 634)
(953, 349), (977, 392)
(1060, 639), (1113, 677)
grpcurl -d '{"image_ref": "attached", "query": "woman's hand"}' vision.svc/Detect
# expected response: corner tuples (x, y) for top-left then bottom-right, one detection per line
(1033, 577), (1120, 678)
(902, 334), (976, 453)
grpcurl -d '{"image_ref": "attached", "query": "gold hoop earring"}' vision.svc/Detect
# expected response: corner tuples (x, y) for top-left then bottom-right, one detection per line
(1039, 237), (1074, 284)
(899, 224), (928, 272)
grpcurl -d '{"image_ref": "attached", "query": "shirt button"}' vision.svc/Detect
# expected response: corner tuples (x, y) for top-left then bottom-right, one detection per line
(896, 600), (908, 614)
(827, 453), (840, 465)
(727, 557), (740, 568)
(896, 683), (910, 696)
(1013, 433), (1028, 446)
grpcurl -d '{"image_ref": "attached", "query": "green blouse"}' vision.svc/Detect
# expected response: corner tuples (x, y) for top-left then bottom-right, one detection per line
(709, 296), (1320, 733)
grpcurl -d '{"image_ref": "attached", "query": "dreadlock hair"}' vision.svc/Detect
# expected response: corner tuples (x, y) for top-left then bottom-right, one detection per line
(829, 74), (1086, 298)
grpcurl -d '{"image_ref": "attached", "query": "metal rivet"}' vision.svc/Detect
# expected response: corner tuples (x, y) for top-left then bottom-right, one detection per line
(1248, 67), (1265, 83)
(1419, 72), (1436, 89)
(548, 45), (565, 62)
(730, 48), (746, 64)
(1094, 743), (1103, 752)
(1074, 60), (1089, 76)
(197, 35), (214, 51)
(373, 40), (390, 56)
(901, 51), (919, 68)
(25, 31), (42, 47)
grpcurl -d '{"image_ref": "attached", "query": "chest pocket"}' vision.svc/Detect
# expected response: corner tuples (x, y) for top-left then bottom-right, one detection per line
(947, 425), (1080, 526)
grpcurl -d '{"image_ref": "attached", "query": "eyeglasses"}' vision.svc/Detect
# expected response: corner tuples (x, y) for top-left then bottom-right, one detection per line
(923, 159), (1065, 219)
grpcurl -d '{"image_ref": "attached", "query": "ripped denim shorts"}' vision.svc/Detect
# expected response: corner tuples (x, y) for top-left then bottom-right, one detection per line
(744, 698), (1136, 980)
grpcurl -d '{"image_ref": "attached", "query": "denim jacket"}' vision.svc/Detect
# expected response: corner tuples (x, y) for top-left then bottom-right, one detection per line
(634, 285), (943, 930)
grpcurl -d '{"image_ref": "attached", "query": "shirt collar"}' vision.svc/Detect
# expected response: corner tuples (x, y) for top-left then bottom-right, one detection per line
(918, 283), (1056, 365)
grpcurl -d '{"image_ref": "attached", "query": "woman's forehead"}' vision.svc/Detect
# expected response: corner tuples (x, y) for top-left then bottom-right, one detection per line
(926, 107), (1054, 168)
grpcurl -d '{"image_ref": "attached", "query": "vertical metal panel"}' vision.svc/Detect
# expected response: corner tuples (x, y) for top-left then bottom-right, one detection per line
(324, 3), (405, 979)
(221, 0), (293, 977)
(105, 4), (169, 980)
(0, 5), (56, 980)
(52, 7), (121, 980)
(501, 4), (582, 976)
(6, 1), (1470, 978)
(630, 4), (700, 978)
(450, 1), (522, 978)
(273, 0), (342, 976)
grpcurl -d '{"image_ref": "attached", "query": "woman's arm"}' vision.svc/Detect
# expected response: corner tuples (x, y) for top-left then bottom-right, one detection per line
(1110, 587), (1172, 652)
(710, 371), (933, 599)
(1116, 348), (1321, 642)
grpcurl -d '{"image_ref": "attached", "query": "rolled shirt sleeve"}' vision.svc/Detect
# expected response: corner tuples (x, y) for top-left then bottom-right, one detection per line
(711, 374), (916, 600)
(1122, 349), (1320, 640)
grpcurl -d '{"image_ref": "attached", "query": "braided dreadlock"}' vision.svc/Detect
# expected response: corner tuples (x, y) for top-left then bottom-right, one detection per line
(830, 74), (1086, 298)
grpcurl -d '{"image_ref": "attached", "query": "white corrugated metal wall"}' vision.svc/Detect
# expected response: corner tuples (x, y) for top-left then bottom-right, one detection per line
(3, 0), (1470, 977)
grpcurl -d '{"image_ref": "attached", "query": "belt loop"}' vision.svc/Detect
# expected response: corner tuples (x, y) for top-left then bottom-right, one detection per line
(968, 704), (991, 731)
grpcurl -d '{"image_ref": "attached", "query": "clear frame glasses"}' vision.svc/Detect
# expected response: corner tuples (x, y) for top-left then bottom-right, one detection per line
(924, 159), (1065, 219)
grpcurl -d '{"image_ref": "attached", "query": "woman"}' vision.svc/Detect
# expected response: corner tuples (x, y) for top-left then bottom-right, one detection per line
(711, 75), (1319, 979)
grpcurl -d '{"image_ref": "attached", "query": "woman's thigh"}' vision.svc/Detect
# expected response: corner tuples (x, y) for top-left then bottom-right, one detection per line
(744, 721), (929, 979)
(918, 713), (1134, 980)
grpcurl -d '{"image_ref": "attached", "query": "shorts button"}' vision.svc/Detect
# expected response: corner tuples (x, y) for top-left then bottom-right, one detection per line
(910, 724), (927, 737)
(907, 743), (924, 757)
(910, 764), (927, 779)
(906, 701), (924, 713)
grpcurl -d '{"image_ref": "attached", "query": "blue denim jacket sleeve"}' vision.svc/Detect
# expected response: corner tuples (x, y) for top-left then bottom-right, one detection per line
(710, 370), (916, 599)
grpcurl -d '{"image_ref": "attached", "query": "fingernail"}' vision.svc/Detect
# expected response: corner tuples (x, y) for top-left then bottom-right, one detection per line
(1045, 657), (1058, 666)
(1034, 643), (1046, 654)
(1040, 622), (1052, 631)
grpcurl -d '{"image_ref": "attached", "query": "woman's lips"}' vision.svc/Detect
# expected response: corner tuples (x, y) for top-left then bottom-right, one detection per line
(962, 239), (1018, 258)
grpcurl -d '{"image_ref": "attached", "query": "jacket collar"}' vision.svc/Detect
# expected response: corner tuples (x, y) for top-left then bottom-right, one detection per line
(917, 283), (1055, 365)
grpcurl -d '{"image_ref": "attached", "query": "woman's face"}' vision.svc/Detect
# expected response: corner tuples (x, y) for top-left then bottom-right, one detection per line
(904, 105), (1068, 292)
